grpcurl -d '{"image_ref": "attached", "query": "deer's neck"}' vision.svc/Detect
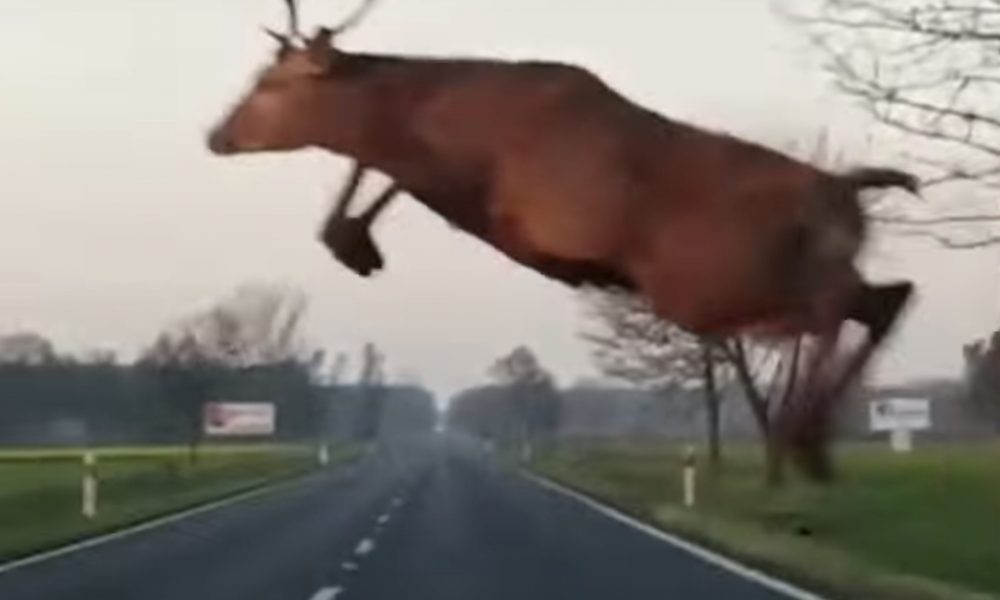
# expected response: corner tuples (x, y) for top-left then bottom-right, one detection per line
(312, 55), (459, 171)
(311, 54), (494, 237)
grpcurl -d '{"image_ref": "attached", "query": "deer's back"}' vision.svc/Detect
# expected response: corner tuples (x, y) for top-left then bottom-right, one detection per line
(410, 59), (829, 260)
(405, 60), (680, 257)
(385, 55), (853, 302)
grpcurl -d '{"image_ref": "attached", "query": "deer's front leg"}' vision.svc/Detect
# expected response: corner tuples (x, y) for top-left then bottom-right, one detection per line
(319, 163), (401, 277)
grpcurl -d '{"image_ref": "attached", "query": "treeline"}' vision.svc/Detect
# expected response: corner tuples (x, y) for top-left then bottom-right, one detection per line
(1, 362), (310, 446)
(963, 330), (1000, 434)
(0, 362), (435, 447)
(447, 290), (1000, 490)
(0, 283), (437, 448)
(446, 346), (561, 459)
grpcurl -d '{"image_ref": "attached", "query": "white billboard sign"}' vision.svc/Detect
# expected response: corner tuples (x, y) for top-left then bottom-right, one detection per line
(869, 398), (930, 432)
(204, 402), (276, 436)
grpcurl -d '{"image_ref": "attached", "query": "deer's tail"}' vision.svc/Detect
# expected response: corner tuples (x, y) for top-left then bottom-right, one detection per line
(842, 167), (920, 195)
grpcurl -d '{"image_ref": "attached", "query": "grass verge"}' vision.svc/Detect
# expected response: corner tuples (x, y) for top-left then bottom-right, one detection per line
(532, 441), (1000, 600)
(0, 443), (356, 563)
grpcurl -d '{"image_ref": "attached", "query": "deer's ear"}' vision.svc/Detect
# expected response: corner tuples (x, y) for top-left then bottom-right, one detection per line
(307, 27), (336, 72)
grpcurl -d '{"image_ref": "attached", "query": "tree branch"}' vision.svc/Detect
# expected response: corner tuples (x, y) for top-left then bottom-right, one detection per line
(888, 227), (1000, 248)
(796, 1), (1000, 201)
(874, 212), (1000, 225)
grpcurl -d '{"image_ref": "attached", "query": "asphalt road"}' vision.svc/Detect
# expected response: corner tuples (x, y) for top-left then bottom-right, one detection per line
(0, 436), (811, 600)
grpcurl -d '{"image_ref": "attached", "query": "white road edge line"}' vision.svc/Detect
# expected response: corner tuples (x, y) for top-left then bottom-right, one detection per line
(0, 470), (326, 576)
(522, 471), (825, 600)
(309, 586), (343, 600)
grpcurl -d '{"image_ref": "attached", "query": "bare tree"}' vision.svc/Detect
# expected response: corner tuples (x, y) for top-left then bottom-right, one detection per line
(0, 332), (57, 366)
(723, 336), (806, 486)
(355, 342), (387, 443)
(579, 288), (729, 469)
(962, 331), (1000, 431)
(580, 288), (801, 485)
(179, 283), (312, 368)
(141, 282), (316, 371)
(489, 346), (554, 388)
(75, 348), (118, 366)
(789, 0), (1000, 247)
(489, 345), (561, 459)
(139, 282), (317, 460)
(325, 351), (349, 386)
(139, 329), (219, 463)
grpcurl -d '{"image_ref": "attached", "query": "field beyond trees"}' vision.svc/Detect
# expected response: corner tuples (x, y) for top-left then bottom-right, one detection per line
(533, 441), (1000, 600)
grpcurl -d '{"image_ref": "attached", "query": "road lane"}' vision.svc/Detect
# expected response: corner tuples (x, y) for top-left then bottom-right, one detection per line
(344, 443), (798, 600)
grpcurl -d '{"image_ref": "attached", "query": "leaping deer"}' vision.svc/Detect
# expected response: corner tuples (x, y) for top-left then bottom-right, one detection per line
(206, 0), (918, 479)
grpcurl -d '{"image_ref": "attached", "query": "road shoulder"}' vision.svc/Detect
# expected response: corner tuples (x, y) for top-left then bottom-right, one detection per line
(523, 467), (994, 600)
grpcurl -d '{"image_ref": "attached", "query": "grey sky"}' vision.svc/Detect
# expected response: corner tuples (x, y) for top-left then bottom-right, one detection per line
(2, 0), (997, 398)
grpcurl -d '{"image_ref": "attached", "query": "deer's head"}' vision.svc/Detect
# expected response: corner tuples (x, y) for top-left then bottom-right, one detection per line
(207, 0), (377, 155)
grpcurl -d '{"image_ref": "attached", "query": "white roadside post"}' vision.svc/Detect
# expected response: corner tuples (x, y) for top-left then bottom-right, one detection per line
(81, 451), (98, 519)
(521, 441), (534, 464)
(317, 443), (330, 467)
(682, 445), (697, 508)
(889, 428), (913, 453)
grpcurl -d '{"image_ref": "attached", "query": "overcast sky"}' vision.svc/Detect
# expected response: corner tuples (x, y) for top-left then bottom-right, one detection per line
(2, 0), (998, 399)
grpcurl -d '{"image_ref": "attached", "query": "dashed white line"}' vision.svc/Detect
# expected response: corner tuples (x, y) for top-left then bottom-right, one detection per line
(322, 493), (403, 598)
(354, 537), (376, 556)
(341, 561), (359, 572)
(309, 586), (343, 600)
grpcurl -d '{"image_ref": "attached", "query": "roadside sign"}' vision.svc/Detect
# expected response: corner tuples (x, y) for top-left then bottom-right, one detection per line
(203, 402), (276, 436)
(869, 398), (930, 432)
(869, 397), (930, 453)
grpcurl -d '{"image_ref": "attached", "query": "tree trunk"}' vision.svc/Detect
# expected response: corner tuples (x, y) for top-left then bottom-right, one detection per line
(701, 344), (722, 471)
(727, 338), (786, 488)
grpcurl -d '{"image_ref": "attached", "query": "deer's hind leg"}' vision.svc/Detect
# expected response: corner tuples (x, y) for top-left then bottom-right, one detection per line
(778, 280), (914, 480)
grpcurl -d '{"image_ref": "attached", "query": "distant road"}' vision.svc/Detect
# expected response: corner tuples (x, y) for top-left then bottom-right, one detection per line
(0, 436), (813, 600)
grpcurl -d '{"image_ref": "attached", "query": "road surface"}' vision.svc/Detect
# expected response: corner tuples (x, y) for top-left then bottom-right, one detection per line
(0, 436), (811, 600)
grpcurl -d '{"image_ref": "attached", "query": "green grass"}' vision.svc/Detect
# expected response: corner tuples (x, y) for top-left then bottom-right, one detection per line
(0, 443), (355, 562)
(0, 443), (311, 461)
(533, 441), (1000, 600)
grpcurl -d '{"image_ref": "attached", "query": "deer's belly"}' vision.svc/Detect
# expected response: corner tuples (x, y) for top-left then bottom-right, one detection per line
(625, 215), (804, 335)
(485, 122), (658, 261)
(500, 204), (620, 260)
(489, 176), (636, 262)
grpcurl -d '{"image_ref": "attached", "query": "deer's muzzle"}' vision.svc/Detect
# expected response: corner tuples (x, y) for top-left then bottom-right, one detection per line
(206, 128), (237, 155)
